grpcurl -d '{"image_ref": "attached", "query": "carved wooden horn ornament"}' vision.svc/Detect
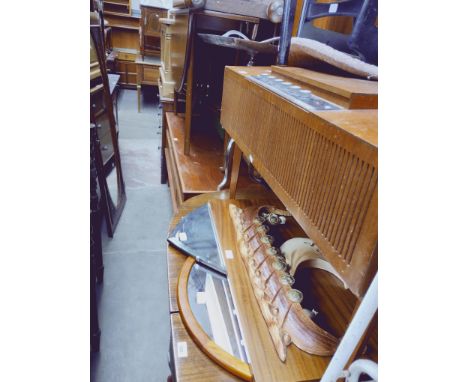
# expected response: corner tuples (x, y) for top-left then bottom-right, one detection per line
(229, 204), (339, 361)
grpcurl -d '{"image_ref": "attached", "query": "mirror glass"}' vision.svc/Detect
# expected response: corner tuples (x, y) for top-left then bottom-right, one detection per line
(187, 263), (249, 363)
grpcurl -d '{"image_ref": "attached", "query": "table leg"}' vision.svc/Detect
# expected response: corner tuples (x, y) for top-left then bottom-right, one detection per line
(217, 138), (235, 191)
(229, 143), (242, 199)
(137, 84), (141, 113)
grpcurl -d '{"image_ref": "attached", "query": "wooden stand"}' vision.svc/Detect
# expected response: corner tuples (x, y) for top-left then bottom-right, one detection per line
(159, 17), (177, 100)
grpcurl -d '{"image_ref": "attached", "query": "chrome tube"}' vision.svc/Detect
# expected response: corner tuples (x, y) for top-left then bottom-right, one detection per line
(277, 0), (297, 65)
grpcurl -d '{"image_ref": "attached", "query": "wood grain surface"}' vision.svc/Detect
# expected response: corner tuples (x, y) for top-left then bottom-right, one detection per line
(221, 66), (378, 297)
(167, 193), (375, 381)
(164, 112), (265, 205)
(177, 257), (253, 381)
(170, 313), (242, 381)
(210, 199), (332, 382)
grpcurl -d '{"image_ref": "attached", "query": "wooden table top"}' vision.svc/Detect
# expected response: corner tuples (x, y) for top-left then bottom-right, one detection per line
(167, 190), (276, 381)
(166, 190), (276, 313)
(135, 55), (162, 66)
(170, 313), (241, 382)
(166, 190), (357, 381)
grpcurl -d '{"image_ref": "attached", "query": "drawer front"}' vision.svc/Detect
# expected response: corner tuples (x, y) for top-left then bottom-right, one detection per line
(117, 60), (136, 73)
(126, 72), (137, 85)
(142, 65), (159, 83)
(117, 51), (137, 61)
(126, 62), (136, 73)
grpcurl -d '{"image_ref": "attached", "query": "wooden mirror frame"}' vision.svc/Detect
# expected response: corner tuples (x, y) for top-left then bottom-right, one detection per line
(177, 257), (253, 381)
(90, 21), (126, 237)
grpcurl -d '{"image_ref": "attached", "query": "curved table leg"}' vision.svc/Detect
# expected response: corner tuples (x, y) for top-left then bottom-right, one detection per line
(137, 84), (141, 113)
(217, 138), (235, 191)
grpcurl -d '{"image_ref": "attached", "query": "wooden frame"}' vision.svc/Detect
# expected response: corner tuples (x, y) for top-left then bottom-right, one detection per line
(177, 257), (253, 381)
(91, 23), (127, 237)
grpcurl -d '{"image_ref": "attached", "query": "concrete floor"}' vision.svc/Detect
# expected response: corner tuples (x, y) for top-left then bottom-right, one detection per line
(91, 88), (173, 382)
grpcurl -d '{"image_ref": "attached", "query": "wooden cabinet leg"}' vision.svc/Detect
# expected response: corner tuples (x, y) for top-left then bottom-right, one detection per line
(161, 106), (168, 184)
(137, 84), (141, 113)
(229, 144), (242, 199)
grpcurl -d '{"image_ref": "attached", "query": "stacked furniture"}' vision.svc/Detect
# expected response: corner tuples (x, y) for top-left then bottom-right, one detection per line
(103, 0), (132, 16)
(165, 66), (378, 381)
(160, 2), (281, 212)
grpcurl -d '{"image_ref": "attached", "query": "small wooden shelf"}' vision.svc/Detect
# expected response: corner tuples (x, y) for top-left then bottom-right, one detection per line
(103, 0), (129, 5)
(166, 112), (225, 194)
(164, 112), (264, 210)
(107, 23), (139, 31)
(103, 10), (131, 17)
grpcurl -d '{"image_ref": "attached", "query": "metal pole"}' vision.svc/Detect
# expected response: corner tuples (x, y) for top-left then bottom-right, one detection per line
(320, 273), (378, 382)
(277, 0), (297, 65)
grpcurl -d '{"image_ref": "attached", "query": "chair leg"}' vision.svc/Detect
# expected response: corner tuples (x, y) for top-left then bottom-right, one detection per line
(229, 143), (242, 198)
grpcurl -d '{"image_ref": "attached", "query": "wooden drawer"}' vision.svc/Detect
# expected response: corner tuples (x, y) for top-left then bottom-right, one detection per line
(127, 73), (137, 84)
(142, 65), (159, 84)
(117, 60), (136, 71)
(117, 51), (137, 61)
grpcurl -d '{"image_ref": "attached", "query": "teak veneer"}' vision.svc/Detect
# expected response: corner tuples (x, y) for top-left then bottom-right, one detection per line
(170, 313), (241, 382)
(168, 193), (372, 381)
(164, 112), (265, 212)
(208, 199), (332, 382)
(221, 66), (378, 298)
(177, 257), (252, 381)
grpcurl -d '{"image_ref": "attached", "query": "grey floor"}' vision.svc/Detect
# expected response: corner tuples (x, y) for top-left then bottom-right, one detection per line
(91, 89), (173, 382)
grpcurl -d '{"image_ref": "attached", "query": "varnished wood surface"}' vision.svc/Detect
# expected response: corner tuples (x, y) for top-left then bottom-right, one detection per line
(171, 313), (242, 382)
(292, 0), (354, 37)
(314, 109), (378, 147)
(169, 12), (189, 91)
(165, 112), (264, 197)
(223, 66), (376, 110)
(177, 257), (253, 381)
(272, 66), (377, 98)
(111, 28), (140, 51)
(165, 148), (182, 214)
(167, 194), (375, 381)
(221, 66), (378, 297)
(210, 199), (332, 382)
(167, 112), (223, 193)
